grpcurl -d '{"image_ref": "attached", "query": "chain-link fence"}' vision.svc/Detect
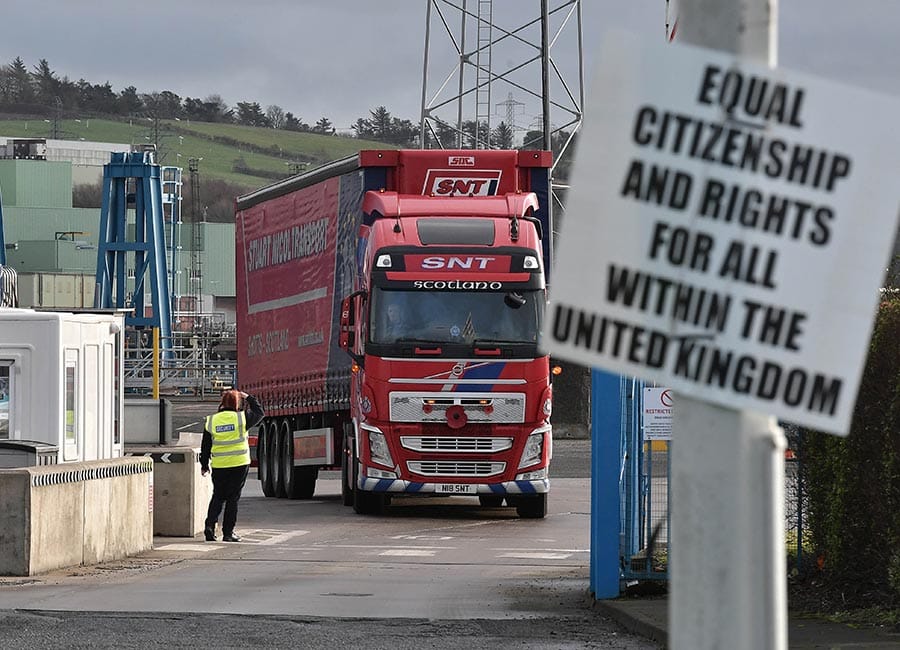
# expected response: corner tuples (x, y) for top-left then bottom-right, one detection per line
(619, 381), (812, 584)
(620, 378), (670, 582)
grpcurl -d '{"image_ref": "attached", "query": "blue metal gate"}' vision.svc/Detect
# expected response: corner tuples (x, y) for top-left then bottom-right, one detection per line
(619, 377), (670, 582)
(590, 372), (670, 597)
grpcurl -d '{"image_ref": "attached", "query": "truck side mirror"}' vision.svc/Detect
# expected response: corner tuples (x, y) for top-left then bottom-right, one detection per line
(523, 216), (543, 239)
(339, 290), (366, 367)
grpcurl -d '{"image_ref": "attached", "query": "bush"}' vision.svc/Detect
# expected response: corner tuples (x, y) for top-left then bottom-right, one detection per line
(802, 293), (900, 608)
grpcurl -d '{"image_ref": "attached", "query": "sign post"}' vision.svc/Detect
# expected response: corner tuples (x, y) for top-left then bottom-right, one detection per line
(674, 4), (786, 649)
(543, 1), (900, 648)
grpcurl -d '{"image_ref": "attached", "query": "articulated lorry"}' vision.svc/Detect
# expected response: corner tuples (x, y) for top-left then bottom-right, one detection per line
(234, 149), (554, 517)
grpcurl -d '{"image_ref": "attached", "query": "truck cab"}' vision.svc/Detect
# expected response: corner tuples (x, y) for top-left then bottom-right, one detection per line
(340, 190), (552, 517)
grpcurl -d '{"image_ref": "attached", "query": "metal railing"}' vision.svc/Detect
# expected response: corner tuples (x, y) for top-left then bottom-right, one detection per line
(124, 330), (236, 397)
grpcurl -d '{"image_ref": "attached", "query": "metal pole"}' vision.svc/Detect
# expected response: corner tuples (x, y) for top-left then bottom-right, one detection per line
(420, 0), (433, 148)
(540, 0), (551, 150)
(670, 3), (786, 649)
(590, 369), (621, 598)
(456, 0), (467, 147)
(152, 327), (160, 400)
(200, 338), (206, 399)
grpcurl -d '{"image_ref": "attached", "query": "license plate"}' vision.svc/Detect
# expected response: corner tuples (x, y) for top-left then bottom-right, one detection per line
(436, 483), (477, 495)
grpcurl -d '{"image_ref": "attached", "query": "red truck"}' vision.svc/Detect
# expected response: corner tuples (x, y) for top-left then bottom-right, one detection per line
(234, 149), (554, 517)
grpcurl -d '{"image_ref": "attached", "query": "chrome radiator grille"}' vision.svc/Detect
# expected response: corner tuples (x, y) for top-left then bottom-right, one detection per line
(390, 391), (525, 423)
(407, 460), (506, 477)
(400, 436), (514, 453)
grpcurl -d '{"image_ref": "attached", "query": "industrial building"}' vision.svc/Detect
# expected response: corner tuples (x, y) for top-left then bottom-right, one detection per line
(0, 137), (237, 327)
(0, 137), (238, 394)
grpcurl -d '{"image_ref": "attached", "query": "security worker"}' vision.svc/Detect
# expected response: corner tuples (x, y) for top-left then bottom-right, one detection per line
(200, 389), (265, 542)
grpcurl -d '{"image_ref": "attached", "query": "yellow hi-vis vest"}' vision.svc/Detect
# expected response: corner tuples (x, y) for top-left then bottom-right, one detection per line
(205, 410), (251, 468)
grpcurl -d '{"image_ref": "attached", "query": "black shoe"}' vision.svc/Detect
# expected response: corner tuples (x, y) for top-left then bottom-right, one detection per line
(204, 528), (216, 542)
(222, 534), (241, 543)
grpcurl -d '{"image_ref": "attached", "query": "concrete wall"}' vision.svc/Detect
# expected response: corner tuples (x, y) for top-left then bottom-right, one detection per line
(0, 457), (153, 576)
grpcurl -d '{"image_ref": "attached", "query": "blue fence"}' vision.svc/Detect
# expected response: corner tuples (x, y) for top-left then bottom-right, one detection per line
(592, 374), (810, 597)
(619, 377), (670, 583)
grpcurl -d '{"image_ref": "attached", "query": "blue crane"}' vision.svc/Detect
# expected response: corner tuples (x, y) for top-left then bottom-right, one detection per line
(94, 151), (172, 349)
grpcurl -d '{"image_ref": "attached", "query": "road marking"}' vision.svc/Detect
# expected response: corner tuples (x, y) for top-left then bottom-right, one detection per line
(319, 544), (455, 550)
(497, 552), (572, 560)
(177, 421), (199, 431)
(157, 530), (311, 546)
(256, 530), (310, 546)
(155, 544), (222, 552)
(379, 549), (438, 557)
(390, 534), (454, 541)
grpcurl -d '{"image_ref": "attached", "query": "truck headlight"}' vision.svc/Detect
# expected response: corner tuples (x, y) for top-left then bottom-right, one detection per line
(366, 427), (393, 468)
(518, 430), (545, 469)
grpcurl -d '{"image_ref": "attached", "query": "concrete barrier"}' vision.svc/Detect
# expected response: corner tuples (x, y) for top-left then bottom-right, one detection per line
(0, 457), (154, 576)
(124, 398), (174, 444)
(125, 446), (210, 537)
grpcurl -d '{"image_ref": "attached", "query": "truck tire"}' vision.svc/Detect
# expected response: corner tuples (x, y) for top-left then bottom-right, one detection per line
(280, 424), (298, 499)
(341, 429), (354, 506)
(270, 420), (286, 498)
(515, 493), (547, 519)
(479, 495), (505, 508)
(258, 426), (276, 497)
(351, 443), (386, 515)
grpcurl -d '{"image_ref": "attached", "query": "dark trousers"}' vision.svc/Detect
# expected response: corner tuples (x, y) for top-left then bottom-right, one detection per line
(205, 464), (249, 535)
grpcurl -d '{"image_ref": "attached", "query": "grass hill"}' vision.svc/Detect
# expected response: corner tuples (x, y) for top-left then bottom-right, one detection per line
(0, 116), (395, 191)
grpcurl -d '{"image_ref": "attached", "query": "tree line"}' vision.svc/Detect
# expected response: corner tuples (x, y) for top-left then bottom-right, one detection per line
(0, 57), (571, 151)
(0, 56), (339, 134)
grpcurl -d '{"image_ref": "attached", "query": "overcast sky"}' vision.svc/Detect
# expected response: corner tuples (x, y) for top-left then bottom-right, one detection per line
(1, 1), (897, 131)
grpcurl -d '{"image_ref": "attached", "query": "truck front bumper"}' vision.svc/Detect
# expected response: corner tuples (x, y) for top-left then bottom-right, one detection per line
(358, 476), (550, 495)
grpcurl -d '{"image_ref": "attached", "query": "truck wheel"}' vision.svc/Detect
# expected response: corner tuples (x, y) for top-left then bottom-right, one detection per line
(258, 427), (276, 497)
(340, 429), (353, 506)
(351, 442), (385, 515)
(479, 495), (504, 508)
(270, 421), (286, 498)
(515, 493), (547, 519)
(280, 424), (298, 499)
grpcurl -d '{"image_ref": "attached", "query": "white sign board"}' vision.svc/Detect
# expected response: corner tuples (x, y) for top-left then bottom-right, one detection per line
(643, 387), (674, 441)
(544, 32), (900, 435)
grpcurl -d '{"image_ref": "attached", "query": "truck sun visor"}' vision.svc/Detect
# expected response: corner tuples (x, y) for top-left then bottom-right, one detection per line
(417, 218), (495, 245)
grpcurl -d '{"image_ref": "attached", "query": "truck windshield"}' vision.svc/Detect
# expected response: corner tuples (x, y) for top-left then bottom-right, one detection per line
(370, 288), (544, 346)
